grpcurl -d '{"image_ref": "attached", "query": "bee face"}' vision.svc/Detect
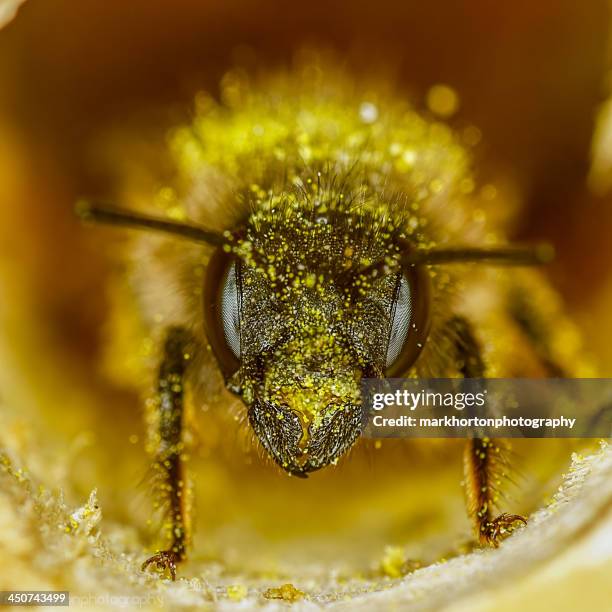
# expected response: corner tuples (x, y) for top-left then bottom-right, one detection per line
(203, 184), (431, 475)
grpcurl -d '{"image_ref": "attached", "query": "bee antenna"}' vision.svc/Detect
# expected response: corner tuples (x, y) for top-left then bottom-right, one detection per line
(338, 242), (554, 287)
(75, 200), (226, 247)
(401, 243), (555, 266)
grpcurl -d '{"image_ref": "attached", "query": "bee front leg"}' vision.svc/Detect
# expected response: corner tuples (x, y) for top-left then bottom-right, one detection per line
(451, 316), (527, 547)
(463, 438), (527, 547)
(142, 327), (193, 580)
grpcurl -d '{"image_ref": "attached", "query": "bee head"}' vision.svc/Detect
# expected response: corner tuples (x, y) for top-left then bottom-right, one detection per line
(203, 200), (431, 476)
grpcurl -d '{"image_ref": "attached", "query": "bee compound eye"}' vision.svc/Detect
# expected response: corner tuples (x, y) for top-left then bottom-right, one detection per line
(220, 262), (241, 358)
(203, 249), (241, 378)
(386, 273), (412, 367)
(384, 265), (431, 376)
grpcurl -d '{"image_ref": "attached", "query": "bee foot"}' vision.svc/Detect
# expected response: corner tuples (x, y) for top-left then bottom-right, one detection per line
(141, 550), (180, 581)
(482, 513), (527, 547)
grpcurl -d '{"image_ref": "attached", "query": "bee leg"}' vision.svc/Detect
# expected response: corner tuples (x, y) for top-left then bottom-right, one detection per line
(508, 294), (567, 376)
(509, 282), (612, 434)
(506, 273), (588, 378)
(451, 316), (527, 547)
(142, 327), (193, 581)
(463, 438), (527, 547)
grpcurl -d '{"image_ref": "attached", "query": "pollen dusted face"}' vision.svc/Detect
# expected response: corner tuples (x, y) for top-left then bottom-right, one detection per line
(203, 180), (428, 476)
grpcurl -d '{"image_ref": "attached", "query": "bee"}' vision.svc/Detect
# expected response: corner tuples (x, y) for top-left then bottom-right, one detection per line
(77, 65), (592, 580)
